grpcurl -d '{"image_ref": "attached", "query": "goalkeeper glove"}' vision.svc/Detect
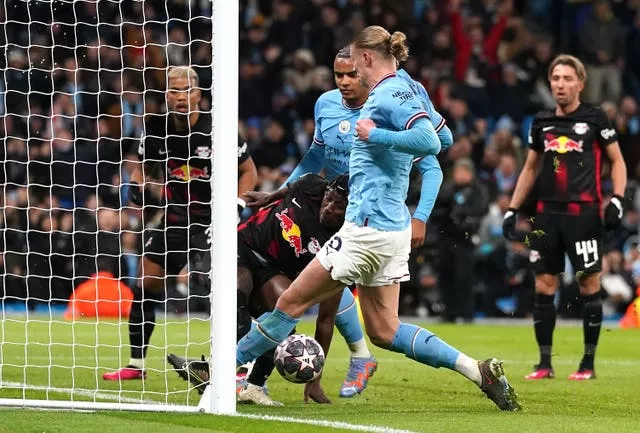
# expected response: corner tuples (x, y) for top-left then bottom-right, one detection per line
(604, 195), (624, 230)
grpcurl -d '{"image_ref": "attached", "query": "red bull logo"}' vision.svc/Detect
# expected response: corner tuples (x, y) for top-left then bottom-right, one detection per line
(168, 165), (209, 181)
(544, 136), (583, 154)
(275, 209), (306, 257)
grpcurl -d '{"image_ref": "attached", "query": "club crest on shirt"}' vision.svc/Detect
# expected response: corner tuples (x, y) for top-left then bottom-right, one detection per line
(338, 120), (351, 134)
(196, 146), (211, 158)
(307, 237), (321, 255)
(572, 122), (589, 135)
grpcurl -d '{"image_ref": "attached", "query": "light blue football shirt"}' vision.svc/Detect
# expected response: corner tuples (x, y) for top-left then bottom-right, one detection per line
(346, 73), (435, 231)
(396, 68), (447, 134)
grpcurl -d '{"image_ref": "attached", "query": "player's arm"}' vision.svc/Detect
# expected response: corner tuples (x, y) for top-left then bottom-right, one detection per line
(604, 142), (627, 229)
(597, 111), (627, 229)
(283, 142), (326, 186)
(365, 117), (441, 156)
(303, 291), (341, 404)
(244, 174), (326, 208)
(418, 84), (453, 151)
(238, 156), (258, 213)
(508, 149), (542, 210)
(503, 149), (542, 240)
(128, 138), (162, 207)
(607, 142), (627, 198)
(237, 136), (258, 216)
(411, 155), (443, 248)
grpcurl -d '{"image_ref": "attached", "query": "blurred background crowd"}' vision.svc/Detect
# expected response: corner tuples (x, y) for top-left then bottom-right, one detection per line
(1, 0), (640, 320)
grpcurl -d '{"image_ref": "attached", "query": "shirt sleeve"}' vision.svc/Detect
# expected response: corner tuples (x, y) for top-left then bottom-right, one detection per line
(528, 118), (544, 153)
(594, 108), (618, 145)
(378, 85), (430, 131)
(139, 118), (161, 160)
(312, 97), (325, 146)
(283, 142), (325, 186)
(413, 155), (443, 222)
(238, 135), (250, 164)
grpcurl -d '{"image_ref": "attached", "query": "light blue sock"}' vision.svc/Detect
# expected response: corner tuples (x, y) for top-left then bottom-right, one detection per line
(236, 308), (299, 366)
(390, 322), (459, 369)
(250, 312), (270, 330)
(335, 288), (364, 345)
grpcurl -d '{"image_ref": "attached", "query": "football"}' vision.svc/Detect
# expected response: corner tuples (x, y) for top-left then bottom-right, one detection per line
(274, 334), (325, 383)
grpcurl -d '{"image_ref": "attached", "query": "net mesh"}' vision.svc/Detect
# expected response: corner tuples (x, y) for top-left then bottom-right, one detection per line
(1, 0), (214, 407)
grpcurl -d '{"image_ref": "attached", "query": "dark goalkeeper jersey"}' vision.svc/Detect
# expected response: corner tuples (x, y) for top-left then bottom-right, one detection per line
(529, 103), (618, 213)
(237, 174), (336, 280)
(139, 112), (250, 225)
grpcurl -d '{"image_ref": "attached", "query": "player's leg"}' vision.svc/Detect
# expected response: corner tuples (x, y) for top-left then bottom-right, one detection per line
(336, 286), (377, 398)
(565, 210), (604, 380)
(526, 212), (564, 380)
(357, 282), (520, 411)
(236, 257), (345, 366)
(102, 256), (165, 380)
(238, 272), (290, 407)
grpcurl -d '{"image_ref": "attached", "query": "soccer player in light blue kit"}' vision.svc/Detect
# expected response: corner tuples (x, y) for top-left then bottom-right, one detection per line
(236, 26), (521, 411)
(284, 47), (452, 398)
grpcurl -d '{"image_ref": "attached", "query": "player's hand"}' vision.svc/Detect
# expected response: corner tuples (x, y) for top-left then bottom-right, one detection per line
(604, 195), (624, 230)
(356, 119), (376, 142)
(411, 218), (426, 249)
(502, 207), (518, 241)
(243, 191), (273, 208)
(304, 378), (331, 404)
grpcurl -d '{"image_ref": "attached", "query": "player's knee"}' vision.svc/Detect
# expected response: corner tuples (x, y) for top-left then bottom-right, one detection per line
(535, 274), (557, 295)
(364, 323), (395, 348)
(578, 271), (600, 295)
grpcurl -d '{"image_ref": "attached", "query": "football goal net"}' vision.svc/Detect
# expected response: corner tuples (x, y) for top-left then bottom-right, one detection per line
(0, 0), (237, 413)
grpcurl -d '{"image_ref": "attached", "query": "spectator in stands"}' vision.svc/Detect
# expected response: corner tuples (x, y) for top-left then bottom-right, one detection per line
(579, 0), (625, 104)
(434, 158), (489, 322)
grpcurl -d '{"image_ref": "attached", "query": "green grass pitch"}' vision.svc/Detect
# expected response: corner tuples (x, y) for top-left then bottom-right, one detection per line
(0, 316), (639, 432)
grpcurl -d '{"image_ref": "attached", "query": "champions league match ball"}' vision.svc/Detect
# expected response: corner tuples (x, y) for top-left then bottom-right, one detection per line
(274, 334), (325, 383)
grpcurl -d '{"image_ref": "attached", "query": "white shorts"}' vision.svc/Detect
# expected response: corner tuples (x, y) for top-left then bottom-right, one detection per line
(316, 221), (411, 287)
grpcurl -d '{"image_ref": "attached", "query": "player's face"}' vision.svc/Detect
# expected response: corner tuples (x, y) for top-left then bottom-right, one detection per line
(334, 58), (364, 102)
(549, 64), (584, 107)
(167, 76), (201, 114)
(319, 189), (347, 229)
(350, 46), (372, 89)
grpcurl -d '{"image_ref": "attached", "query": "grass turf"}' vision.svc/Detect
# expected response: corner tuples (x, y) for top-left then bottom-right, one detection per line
(0, 316), (639, 432)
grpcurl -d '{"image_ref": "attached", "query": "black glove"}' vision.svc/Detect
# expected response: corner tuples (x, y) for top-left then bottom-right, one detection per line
(502, 207), (518, 241)
(129, 182), (144, 206)
(604, 195), (624, 230)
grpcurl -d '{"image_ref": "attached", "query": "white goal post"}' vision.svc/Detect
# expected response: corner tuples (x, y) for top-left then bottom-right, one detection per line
(0, 0), (237, 414)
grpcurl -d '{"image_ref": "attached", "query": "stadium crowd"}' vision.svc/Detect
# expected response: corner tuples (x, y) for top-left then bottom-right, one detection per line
(1, 0), (639, 319)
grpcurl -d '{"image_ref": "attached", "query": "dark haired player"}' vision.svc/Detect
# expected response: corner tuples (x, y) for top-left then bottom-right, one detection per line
(169, 174), (350, 406)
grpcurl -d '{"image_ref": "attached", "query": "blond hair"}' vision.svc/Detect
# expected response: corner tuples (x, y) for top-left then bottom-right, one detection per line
(167, 65), (199, 87)
(352, 25), (409, 63)
(548, 54), (587, 82)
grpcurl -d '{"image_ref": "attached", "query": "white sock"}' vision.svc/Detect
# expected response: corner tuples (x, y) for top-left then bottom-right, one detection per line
(128, 358), (144, 369)
(454, 353), (482, 387)
(348, 338), (371, 358)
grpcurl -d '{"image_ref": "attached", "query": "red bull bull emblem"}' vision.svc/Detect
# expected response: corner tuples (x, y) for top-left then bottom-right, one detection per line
(543, 135), (583, 154)
(168, 164), (209, 180)
(275, 209), (307, 257)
